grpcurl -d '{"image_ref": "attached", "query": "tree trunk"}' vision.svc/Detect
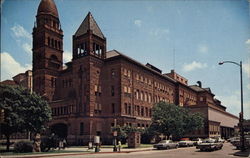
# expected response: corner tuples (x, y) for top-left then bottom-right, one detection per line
(6, 134), (10, 151)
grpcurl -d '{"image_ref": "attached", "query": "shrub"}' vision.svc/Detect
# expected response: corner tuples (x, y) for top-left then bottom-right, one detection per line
(41, 135), (59, 152)
(14, 140), (33, 153)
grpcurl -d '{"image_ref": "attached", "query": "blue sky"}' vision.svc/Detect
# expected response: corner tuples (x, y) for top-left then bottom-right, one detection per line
(1, 0), (250, 119)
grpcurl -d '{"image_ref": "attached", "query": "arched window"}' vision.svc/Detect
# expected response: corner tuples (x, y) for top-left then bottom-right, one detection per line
(58, 41), (61, 49)
(53, 21), (56, 28)
(55, 40), (57, 48)
(141, 91), (144, 101)
(47, 37), (50, 46)
(50, 55), (57, 60)
(51, 39), (54, 47)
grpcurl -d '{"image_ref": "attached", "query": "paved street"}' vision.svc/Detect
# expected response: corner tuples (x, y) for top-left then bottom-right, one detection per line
(46, 142), (248, 158)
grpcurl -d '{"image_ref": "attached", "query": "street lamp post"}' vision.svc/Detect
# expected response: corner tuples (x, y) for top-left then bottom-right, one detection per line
(219, 61), (245, 151)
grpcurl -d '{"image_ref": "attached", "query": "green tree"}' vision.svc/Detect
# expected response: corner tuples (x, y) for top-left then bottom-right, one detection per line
(151, 101), (203, 140)
(112, 125), (128, 143)
(0, 85), (25, 151)
(141, 127), (157, 144)
(22, 92), (52, 134)
(0, 84), (52, 151)
(112, 125), (142, 143)
(184, 112), (204, 135)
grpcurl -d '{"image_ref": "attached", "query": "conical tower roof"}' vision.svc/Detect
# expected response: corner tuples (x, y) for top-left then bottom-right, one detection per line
(74, 12), (105, 39)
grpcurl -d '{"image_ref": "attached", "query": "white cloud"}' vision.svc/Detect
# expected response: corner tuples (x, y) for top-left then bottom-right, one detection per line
(134, 20), (142, 27)
(11, 24), (31, 40)
(146, 6), (154, 13)
(246, 39), (250, 45)
(198, 44), (208, 54)
(246, 39), (250, 52)
(217, 91), (250, 119)
(63, 50), (72, 63)
(149, 28), (169, 40)
(0, 52), (31, 81)
(11, 24), (32, 55)
(182, 61), (207, 72)
(149, 28), (169, 36)
(22, 43), (32, 55)
(247, 84), (250, 90)
(243, 59), (250, 78)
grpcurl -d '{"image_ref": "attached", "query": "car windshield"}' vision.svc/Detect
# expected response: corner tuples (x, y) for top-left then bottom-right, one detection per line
(159, 140), (168, 143)
(202, 139), (215, 143)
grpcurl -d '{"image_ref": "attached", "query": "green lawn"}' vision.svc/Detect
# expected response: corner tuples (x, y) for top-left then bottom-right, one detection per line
(137, 144), (153, 148)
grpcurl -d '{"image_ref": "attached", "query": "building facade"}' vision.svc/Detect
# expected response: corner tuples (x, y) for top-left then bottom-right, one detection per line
(29, 0), (238, 144)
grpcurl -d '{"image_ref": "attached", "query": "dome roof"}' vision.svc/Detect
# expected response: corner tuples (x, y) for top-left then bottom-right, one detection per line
(37, 0), (59, 17)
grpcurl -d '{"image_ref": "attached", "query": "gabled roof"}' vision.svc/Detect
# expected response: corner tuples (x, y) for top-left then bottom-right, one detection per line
(74, 12), (105, 39)
(189, 85), (215, 96)
(189, 85), (205, 92)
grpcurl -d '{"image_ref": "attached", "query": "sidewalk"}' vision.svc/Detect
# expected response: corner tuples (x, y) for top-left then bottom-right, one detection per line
(1, 147), (154, 158)
(233, 148), (250, 157)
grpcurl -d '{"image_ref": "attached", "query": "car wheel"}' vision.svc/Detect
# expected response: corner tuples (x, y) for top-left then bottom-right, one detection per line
(166, 146), (169, 150)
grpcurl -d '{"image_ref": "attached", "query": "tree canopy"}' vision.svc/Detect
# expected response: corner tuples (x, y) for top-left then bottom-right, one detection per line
(0, 84), (52, 151)
(112, 125), (144, 143)
(150, 101), (204, 140)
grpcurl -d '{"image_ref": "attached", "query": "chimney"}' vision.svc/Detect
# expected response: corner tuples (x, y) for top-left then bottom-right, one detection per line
(197, 81), (202, 88)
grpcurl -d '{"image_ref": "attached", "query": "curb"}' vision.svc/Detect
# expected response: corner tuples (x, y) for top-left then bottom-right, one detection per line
(5, 148), (154, 158)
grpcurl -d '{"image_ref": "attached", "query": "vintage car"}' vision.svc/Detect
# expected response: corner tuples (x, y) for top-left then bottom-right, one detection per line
(217, 137), (225, 143)
(192, 138), (203, 146)
(153, 140), (178, 150)
(212, 137), (225, 143)
(196, 138), (223, 151)
(232, 137), (250, 149)
(230, 137), (240, 145)
(178, 138), (194, 147)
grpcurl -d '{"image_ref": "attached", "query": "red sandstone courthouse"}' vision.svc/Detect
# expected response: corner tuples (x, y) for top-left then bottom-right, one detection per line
(3, 0), (239, 144)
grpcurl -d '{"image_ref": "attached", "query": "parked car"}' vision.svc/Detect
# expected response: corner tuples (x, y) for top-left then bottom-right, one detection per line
(178, 138), (194, 147)
(192, 138), (203, 146)
(212, 137), (225, 143)
(227, 137), (235, 142)
(230, 137), (240, 145)
(217, 137), (225, 143)
(196, 138), (223, 151)
(232, 137), (250, 149)
(153, 140), (178, 150)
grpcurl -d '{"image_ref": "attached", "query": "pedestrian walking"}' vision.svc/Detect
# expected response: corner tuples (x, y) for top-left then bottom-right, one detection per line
(59, 140), (63, 150)
(118, 140), (121, 152)
(63, 139), (67, 149)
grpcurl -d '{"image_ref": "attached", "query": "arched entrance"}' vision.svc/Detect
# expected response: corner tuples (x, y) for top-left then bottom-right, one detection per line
(50, 123), (68, 139)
